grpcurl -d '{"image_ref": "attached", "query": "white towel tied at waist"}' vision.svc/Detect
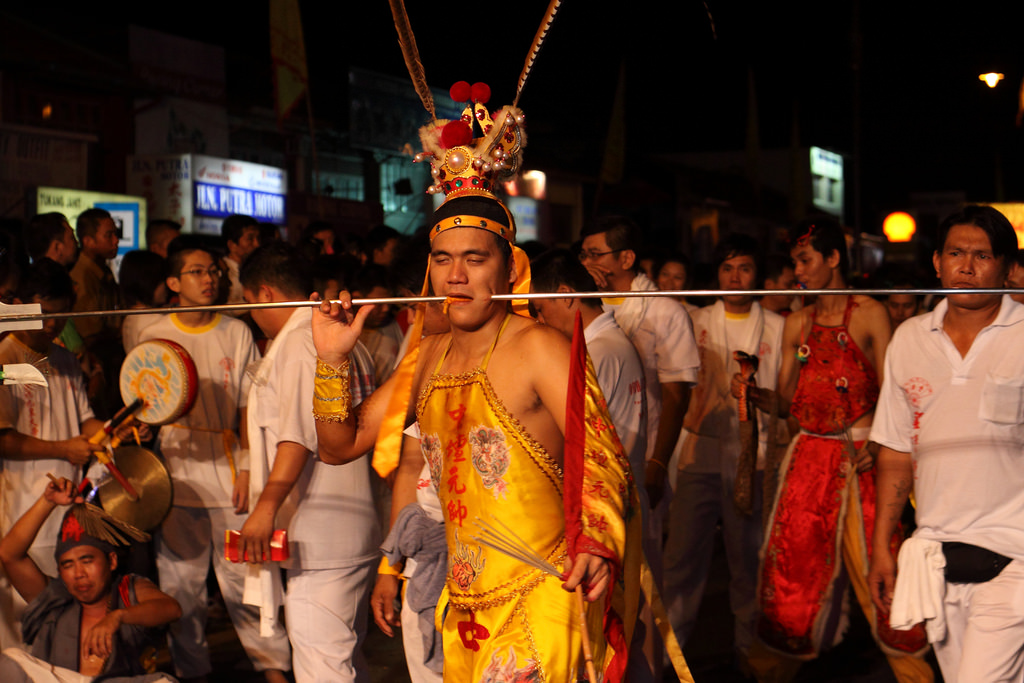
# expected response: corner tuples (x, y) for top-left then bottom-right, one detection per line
(889, 537), (947, 642)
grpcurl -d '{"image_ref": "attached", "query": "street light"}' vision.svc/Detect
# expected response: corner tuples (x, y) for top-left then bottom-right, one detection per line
(979, 72), (1004, 88)
(883, 211), (916, 242)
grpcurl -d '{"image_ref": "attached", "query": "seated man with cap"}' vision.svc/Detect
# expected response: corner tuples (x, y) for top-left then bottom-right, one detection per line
(0, 477), (181, 682)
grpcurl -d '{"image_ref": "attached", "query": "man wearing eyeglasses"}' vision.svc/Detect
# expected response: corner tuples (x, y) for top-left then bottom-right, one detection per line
(138, 235), (292, 683)
(580, 215), (699, 675)
(580, 216), (699, 505)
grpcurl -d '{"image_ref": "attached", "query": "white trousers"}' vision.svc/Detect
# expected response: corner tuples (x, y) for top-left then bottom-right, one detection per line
(284, 561), (376, 683)
(932, 559), (1024, 683)
(285, 562), (376, 683)
(662, 469), (763, 656)
(156, 505), (291, 678)
(399, 588), (442, 683)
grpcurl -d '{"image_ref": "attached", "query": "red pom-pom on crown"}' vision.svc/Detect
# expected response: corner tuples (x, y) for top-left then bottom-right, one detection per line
(441, 120), (473, 149)
(471, 82), (491, 104)
(450, 81), (472, 103)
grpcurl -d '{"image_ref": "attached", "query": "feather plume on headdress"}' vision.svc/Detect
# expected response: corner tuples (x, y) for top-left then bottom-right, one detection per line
(388, 0), (435, 120)
(513, 0), (562, 107)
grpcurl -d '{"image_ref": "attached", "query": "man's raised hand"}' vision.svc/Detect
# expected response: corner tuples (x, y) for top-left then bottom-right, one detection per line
(310, 292), (375, 366)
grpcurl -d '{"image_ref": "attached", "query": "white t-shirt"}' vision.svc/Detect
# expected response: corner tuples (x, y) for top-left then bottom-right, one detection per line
(248, 307), (381, 569)
(604, 272), (700, 461)
(121, 312), (162, 352)
(871, 296), (1024, 562)
(584, 311), (648, 487)
(139, 313), (259, 508)
(0, 337), (94, 570)
(679, 301), (784, 473)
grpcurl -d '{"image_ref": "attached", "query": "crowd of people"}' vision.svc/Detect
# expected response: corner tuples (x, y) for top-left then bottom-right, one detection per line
(0, 200), (1022, 683)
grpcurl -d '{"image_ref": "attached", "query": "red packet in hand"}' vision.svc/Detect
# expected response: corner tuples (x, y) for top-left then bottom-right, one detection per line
(224, 529), (289, 563)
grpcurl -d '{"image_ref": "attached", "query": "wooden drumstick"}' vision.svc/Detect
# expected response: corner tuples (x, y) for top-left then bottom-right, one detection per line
(575, 585), (598, 682)
(86, 398), (144, 501)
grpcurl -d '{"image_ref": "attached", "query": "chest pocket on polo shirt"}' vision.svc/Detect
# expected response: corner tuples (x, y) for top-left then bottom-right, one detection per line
(979, 373), (1024, 424)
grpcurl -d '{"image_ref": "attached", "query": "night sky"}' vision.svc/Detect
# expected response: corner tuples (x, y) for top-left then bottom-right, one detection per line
(7, 1), (1024, 231)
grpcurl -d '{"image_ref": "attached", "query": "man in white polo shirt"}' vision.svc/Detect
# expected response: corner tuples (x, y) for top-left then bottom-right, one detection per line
(664, 234), (784, 669)
(870, 205), (1024, 683)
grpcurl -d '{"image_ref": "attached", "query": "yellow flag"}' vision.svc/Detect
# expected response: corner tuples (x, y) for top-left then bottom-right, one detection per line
(270, 0), (309, 125)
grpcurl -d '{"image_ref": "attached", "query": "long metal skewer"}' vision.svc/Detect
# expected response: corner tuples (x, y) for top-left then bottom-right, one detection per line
(0, 288), (1016, 324)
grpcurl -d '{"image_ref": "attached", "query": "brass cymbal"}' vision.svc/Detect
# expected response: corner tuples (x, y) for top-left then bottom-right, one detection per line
(95, 446), (173, 532)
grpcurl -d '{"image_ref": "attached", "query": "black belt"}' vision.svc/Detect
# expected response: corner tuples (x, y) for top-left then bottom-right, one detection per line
(942, 541), (1012, 583)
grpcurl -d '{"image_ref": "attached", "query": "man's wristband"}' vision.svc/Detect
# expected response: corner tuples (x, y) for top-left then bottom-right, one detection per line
(378, 556), (403, 576)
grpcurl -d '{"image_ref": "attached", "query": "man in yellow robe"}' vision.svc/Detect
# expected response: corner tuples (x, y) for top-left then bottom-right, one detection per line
(309, 194), (638, 682)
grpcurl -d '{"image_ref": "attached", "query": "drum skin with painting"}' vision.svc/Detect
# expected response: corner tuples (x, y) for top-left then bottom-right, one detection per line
(119, 338), (199, 425)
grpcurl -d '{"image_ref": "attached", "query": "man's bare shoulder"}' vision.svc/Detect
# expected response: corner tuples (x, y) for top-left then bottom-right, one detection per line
(852, 295), (890, 326)
(506, 317), (571, 355)
(413, 332), (452, 386)
(419, 331), (452, 356)
(492, 318), (571, 389)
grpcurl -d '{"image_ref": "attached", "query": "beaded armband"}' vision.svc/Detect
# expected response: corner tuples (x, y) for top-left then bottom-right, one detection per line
(312, 358), (351, 423)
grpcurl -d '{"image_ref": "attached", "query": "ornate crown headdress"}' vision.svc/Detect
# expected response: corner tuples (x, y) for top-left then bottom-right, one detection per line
(416, 81), (526, 204)
(373, 1), (562, 482)
(389, 0), (560, 246)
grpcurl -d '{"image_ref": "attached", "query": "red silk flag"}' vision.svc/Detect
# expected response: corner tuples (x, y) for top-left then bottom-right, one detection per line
(270, 0), (309, 126)
(563, 310), (634, 682)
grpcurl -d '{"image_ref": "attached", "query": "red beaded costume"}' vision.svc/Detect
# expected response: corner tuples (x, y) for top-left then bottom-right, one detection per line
(758, 299), (928, 660)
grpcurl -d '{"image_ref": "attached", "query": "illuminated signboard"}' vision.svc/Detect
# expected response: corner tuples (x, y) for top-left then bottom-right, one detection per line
(35, 187), (145, 256)
(127, 154), (287, 235)
(507, 197), (538, 242)
(810, 146), (844, 220)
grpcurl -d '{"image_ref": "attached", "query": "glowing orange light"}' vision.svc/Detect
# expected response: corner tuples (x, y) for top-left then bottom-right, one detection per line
(979, 72), (1004, 88)
(41, 103), (52, 120)
(883, 212), (916, 243)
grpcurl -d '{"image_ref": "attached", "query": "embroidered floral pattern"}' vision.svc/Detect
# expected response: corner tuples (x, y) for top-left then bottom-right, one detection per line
(481, 646), (541, 683)
(421, 433), (443, 488)
(469, 424), (511, 499)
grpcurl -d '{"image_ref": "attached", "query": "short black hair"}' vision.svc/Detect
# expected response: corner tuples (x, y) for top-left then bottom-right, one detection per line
(24, 213), (70, 262)
(76, 208), (112, 242)
(298, 222), (334, 261)
(16, 258), (75, 304)
(119, 251), (168, 307)
(350, 263), (390, 296)
(789, 216), (849, 282)
(530, 248), (601, 309)
(654, 252), (690, 281)
(937, 205), (1017, 264)
(712, 233), (760, 271)
(165, 234), (215, 276)
(221, 214), (258, 245)
(311, 254), (360, 295)
(365, 224), (401, 255)
(763, 253), (794, 283)
(259, 223), (282, 245)
(145, 219), (181, 247)
(240, 243), (313, 299)
(387, 232), (431, 295)
(580, 214), (644, 255)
